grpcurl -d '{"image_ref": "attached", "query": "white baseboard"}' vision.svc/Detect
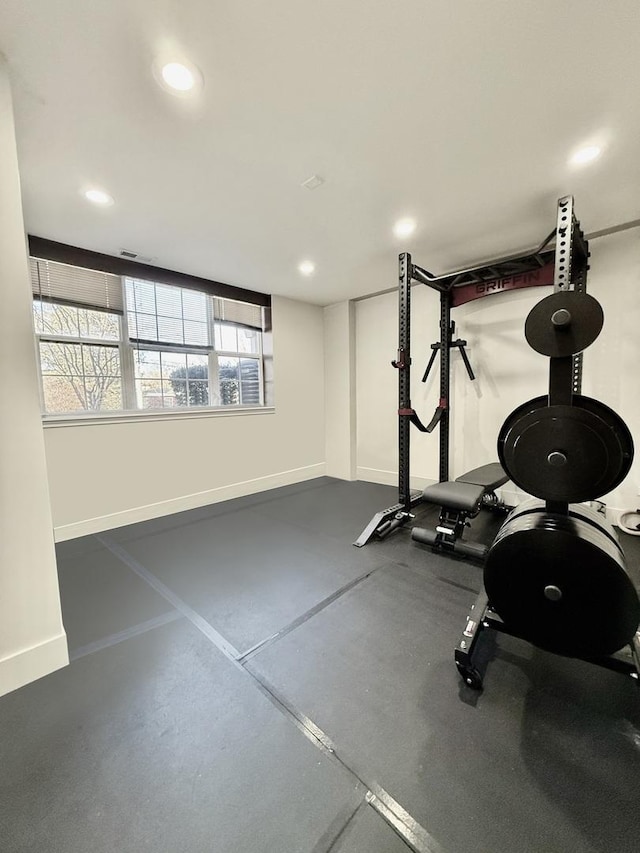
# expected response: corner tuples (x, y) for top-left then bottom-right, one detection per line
(0, 632), (69, 698)
(356, 466), (436, 492)
(54, 463), (326, 542)
(356, 466), (396, 487)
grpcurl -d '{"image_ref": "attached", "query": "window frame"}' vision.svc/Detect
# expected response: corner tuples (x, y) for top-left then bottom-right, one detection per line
(213, 316), (264, 407)
(34, 284), (269, 420)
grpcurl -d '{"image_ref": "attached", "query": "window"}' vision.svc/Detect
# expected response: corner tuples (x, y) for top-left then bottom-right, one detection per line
(133, 350), (211, 410)
(125, 277), (214, 410)
(33, 301), (123, 413)
(215, 322), (262, 405)
(30, 255), (269, 417)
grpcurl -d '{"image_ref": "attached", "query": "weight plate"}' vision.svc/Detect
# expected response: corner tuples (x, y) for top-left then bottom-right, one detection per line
(570, 395), (634, 495)
(506, 497), (625, 554)
(525, 291), (604, 357)
(484, 507), (640, 657)
(497, 395), (634, 502)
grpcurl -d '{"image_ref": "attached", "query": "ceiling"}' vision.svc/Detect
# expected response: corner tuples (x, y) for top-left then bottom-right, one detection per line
(1, 0), (639, 306)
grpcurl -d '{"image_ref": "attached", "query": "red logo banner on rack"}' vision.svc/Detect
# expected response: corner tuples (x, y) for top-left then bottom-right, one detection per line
(451, 262), (555, 307)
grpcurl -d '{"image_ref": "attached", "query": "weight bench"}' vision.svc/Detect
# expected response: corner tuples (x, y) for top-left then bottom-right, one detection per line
(411, 463), (509, 559)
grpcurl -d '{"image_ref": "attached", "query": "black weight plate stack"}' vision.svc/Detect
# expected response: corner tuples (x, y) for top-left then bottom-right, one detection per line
(525, 290), (604, 357)
(484, 500), (640, 657)
(483, 284), (640, 673)
(498, 394), (634, 502)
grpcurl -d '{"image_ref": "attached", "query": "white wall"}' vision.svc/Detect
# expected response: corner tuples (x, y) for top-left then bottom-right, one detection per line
(0, 61), (68, 697)
(581, 227), (640, 515)
(324, 301), (356, 480)
(355, 227), (640, 515)
(45, 295), (326, 538)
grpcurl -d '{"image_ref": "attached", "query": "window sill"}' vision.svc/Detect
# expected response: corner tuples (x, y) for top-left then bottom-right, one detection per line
(42, 405), (275, 428)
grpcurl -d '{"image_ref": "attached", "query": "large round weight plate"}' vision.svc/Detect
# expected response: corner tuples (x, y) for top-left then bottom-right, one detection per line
(508, 497), (625, 554)
(498, 395), (634, 502)
(484, 506), (640, 657)
(525, 291), (604, 357)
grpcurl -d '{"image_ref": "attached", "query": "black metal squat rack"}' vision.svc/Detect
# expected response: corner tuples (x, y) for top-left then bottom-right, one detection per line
(355, 200), (563, 547)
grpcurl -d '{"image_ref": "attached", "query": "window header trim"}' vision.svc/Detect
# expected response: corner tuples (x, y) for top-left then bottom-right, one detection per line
(28, 236), (271, 309)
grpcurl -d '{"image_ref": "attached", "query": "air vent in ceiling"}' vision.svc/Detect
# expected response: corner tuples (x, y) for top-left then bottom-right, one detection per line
(119, 249), (156, 263)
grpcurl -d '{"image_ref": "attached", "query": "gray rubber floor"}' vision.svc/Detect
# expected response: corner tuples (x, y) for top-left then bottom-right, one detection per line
(1, 477), (639, 853)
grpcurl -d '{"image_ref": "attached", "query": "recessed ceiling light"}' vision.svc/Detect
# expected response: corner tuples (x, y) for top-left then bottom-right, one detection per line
(298, 260), (315, 276)
(162, 62), (195, 91)
(393, 217), (416, 239)
(153, 58), (203, 96)
(83, 188), (114, 206)
(570, 145), (601, 166)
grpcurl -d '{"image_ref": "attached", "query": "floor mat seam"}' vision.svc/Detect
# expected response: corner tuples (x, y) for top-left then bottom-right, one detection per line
(238, 562), (390, 662)
(69, 610), (183, 661)
(98, 531), (443, 853)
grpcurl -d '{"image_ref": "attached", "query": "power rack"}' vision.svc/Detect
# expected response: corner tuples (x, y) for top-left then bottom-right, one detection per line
(354, 196), (586, 547)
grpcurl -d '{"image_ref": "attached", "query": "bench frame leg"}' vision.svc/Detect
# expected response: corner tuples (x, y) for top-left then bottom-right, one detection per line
(412, 505), (488, 561)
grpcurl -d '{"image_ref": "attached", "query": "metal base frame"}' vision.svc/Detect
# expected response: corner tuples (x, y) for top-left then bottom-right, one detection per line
(455, 589), (640, 691)
(354, 492), (423, 547)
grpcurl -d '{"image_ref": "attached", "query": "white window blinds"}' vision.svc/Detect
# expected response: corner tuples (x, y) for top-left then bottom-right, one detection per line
(213, 297), (263, 329)
(30, 257), (124, 314)
(30, 257), (263, 327)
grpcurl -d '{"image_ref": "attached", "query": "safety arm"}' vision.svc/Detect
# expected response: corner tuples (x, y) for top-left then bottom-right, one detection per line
(421, 346), (439, 383)
(458, 344), (475, 381)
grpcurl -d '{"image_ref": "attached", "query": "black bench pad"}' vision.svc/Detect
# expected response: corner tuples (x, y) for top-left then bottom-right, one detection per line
(422, 481), (486, 513)
(456, 462), (508, 490)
